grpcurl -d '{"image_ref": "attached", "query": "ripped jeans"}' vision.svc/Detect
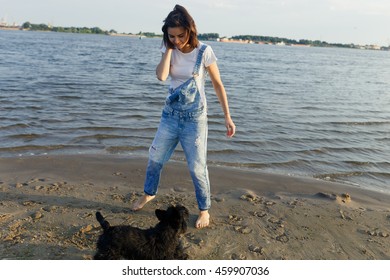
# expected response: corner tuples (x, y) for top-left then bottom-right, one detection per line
(144, 105), (210, 211)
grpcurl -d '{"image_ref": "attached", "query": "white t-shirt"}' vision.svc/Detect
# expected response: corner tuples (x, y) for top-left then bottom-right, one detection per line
(161, 42), (217, 104)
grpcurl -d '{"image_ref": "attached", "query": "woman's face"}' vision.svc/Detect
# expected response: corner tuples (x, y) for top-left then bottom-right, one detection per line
(167, 27), (190, 51)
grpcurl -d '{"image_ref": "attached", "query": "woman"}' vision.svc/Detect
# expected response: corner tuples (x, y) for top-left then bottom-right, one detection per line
(132, 5), (236, 229)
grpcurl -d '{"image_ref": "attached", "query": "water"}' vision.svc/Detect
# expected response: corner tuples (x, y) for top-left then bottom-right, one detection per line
(1, 30), (390, 193)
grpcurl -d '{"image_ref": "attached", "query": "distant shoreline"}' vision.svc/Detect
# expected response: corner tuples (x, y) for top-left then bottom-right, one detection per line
(0, 27), (20, 31)
(1, 24), (388, 51)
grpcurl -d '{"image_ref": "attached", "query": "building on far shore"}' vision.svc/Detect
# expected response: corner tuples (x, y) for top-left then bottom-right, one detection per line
(216, 35), (389, 51)
(217, 37), (254, 44)
(0, 17), (20, 30)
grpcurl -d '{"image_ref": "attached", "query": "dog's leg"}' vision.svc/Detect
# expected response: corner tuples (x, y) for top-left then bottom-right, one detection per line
(94, 249), (120, 260)
(174, 243), (189, 260)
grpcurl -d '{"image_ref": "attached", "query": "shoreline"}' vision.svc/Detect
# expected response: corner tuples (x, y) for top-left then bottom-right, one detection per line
(1, 28), (388, 51)
(0, 152), (387, 195)
(1, 154), (389, 259)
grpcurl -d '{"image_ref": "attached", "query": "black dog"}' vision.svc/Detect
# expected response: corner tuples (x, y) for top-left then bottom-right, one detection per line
(94, 205), (189, 260)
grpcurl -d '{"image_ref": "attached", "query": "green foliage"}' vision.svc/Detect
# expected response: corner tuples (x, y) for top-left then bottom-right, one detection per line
(142, 32), (155, 37)
(27, 23), (51, 31)
(21, 22), (109, 35)
(231, 35), (360, 48)
(198, 33), (220, 41)
(21, 22), (32, 29)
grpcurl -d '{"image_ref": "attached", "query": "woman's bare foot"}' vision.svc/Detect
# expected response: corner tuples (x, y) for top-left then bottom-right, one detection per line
(131, 194), (155, 211)
(195, 210), (210, 229)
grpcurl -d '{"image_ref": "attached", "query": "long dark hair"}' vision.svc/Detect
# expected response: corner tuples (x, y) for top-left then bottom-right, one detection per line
(162, 5), (199, 49)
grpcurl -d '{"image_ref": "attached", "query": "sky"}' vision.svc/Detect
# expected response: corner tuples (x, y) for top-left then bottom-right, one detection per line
(1, 0), (390, 46)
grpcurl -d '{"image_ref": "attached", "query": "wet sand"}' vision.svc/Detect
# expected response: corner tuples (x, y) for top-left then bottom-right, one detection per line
(0, 155), (389, 260)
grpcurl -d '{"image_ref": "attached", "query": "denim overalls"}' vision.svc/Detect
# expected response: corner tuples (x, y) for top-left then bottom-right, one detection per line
(144, 45), (210, 211)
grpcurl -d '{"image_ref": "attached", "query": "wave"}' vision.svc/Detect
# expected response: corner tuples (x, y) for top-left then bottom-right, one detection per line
(6, 133), (43, 140)
(208, 149), (236, 155)
(71, 134), (129, 143)
(329, 121), (390, 126)
(314, 171), (390, 182)
(0, 144), (108, 156)
(306, 146), (382, 154)
(56, 95), (83, 100)
(0, 144), (68, 152)
(207, 161), (269, 169)
(342, 161), (390, 167)
(0, 123), (30, 130)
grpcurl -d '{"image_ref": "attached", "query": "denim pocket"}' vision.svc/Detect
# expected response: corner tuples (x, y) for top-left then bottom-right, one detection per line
(178, 79), (198, 104)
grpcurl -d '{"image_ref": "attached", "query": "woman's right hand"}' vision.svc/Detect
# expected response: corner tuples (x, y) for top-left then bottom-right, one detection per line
(156, 48), (173, 81)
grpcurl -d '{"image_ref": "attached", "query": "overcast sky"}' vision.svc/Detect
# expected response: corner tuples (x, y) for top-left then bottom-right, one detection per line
(1, 0), (390, 46)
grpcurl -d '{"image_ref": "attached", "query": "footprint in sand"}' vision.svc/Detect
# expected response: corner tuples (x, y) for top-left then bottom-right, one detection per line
(234, 226), (252, 234)
(0, 214), (12, 222)
(111, 194), (125, 202)
(251, 211), (267, 218)
(365, 229), (389, 237)
(185, 232), (204, 246)
(15, 182), (28, 188)
(28, 178), (46, 184)
(227, 215), (252, 234)
(22, 201), (41, 207)
(267, 216), (281, 224)
(240, 193), (264, 204)
(276, 233), (289, 243)
(228, 214), (243, 224)
(249, 244), (264, 255)
(31, 211), (43, 221)
(231, 253), (247, 260)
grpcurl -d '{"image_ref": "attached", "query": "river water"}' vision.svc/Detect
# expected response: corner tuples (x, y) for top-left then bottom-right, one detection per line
(1, 30), (390, 193)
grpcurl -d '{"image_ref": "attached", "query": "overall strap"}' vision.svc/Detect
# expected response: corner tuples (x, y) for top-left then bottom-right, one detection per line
(192, 44), (208, 77)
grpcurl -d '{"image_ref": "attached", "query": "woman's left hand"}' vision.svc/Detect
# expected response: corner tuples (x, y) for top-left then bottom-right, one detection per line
(225, 116), (236, 138)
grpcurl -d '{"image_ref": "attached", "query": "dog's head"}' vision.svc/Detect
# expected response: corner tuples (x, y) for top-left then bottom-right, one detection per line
(155, 205), (189, 234)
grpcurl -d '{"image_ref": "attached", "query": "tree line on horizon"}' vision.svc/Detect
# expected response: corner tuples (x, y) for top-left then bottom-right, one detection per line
(21, 22), (114, 35)
(231, 35), (357, 48)
(19, 22), (388, 50)
(198, 33), (382, 49)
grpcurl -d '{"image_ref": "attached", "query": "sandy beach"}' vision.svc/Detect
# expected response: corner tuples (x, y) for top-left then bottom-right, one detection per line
(0, 155), (389, 260)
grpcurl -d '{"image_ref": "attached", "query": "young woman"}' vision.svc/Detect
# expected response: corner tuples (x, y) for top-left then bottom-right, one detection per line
(132, 5), (236, 229)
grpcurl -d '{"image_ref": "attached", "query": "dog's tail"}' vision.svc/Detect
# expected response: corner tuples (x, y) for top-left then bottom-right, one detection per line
(96, 211), (110, 231)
